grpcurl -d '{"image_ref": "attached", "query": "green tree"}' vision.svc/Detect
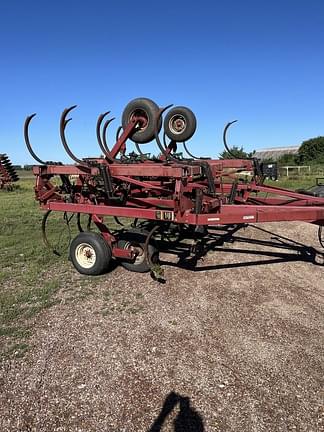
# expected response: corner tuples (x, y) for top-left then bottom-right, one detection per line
(277, 153), (299, 165)
(298, 136), (324, 163)
(220, 146), (254, 159)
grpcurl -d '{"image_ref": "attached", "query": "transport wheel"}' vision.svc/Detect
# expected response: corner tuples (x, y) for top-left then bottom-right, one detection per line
(122, 97), (162, 143)
(70, 232), (111, 275)
(164, 106), (197, 142)
(117, 229), (159, 273)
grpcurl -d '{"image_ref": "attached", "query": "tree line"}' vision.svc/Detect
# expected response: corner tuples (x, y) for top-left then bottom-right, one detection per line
(220, 136), (324, 164)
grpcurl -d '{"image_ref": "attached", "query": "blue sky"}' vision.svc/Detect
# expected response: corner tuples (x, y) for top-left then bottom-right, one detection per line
(0, 0), (323, 165)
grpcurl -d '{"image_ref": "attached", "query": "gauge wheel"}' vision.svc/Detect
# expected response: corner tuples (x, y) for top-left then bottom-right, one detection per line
(70, 232), (111, 275)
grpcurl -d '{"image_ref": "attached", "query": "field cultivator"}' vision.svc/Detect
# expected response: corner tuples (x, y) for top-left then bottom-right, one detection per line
(25, 98), (324, 277)
(0, 154), (19, 190)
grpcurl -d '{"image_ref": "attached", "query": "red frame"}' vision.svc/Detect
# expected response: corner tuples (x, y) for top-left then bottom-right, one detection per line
(30, 111), (324, 260)
(33, 159), (324, 226)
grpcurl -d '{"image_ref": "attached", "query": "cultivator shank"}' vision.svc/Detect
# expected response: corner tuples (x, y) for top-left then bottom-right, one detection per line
(26, 97), (324, 276)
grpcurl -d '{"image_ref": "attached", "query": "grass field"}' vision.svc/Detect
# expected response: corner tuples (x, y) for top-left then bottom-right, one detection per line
(0, 179), (62, 358)
(0, 171), (323, 359)
(0, 177), (109, 359)
(267, 175), (324, 190)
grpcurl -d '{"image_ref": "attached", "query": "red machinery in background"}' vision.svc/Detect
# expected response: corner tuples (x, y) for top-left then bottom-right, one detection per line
(25, 98), (324, 276)
(0, 154), (19, 190)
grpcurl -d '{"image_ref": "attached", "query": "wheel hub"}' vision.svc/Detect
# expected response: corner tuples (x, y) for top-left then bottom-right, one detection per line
(75, 243), (96, 268)
(129, 109), (149, 131)
(169, 114), (186, 135)
(124, 242), (145, 264)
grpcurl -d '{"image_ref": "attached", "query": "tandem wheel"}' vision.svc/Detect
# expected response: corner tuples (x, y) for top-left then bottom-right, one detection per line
(163, 106), (197, 142)
(121, 97), (162, 143)
(70, 232), (112, 275)
(117, 229), (159, 273)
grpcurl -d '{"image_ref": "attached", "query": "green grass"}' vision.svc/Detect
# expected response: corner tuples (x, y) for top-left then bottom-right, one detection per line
(266, 172), (323, 190)
(0, 179), (70, 358)
(0, 342), (29, 359)
(0, 180), (64, 285)
(15, 169), (34, 179)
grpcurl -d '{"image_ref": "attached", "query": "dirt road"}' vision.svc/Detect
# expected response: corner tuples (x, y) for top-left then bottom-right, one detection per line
(1, 222), (323, 431)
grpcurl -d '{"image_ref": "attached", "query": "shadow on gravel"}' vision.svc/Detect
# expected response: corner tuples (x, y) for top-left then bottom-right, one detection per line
(148, 392), (204, 432)
(159, 224), (324, 272)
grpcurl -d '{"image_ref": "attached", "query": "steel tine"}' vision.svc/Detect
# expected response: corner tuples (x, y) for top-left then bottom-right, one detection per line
(96, 111), (111, 158)
(183, 141), (199, 159)
(163, 132), (195, 159)
(162, 131), (169, 150)
(24, 113), (47, 165)
(102, 117), (115, 153)
(102, 117), (117, 162)
(153, 105), (173, 159)
(60, 105), (88, 166)
(115, 125), (122, 142)
(112, 124), (129, 160)
(222, 120), (238, 159)
(64, 118), (72, 128)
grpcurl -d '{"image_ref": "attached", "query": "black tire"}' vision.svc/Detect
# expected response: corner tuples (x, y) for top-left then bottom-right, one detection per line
(117, 229), (158, 273)
(70, 232), (111, 275)
(319, 226), (324, 249)
(164, 106), (197, 142)
(122, 97), (161, 144)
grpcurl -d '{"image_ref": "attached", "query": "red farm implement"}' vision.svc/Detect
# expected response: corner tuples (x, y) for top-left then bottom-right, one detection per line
(0, 154), (19, 190)
(24, 98), (324, 277)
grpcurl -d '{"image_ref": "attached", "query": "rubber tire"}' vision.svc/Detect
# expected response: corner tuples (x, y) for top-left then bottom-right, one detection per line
(164, 106), (197, 142)
(122, 97), (162, 144)
(70, 232), (111, 275)
(117, 230), (158, 273)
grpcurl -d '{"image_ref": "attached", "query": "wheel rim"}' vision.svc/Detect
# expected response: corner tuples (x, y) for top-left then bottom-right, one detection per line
(169, 114), (186, 135)
(129, 109), (149, 132)
(75, 242), (97, 268)
(123, 241), (146, 264)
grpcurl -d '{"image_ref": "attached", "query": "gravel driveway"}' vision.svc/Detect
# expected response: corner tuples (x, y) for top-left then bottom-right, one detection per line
(0, 222), (323, 431)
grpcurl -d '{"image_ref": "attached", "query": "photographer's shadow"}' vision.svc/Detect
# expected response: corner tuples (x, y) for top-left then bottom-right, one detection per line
(148, 392), (204, 432)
